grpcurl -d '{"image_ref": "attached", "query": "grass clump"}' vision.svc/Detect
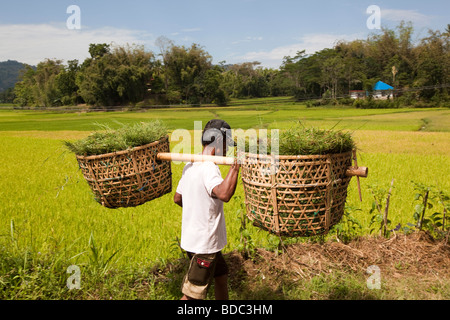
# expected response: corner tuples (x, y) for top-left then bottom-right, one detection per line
(278, 126), (355, 155)
(237, 124), (355, 156)
(64, 120), (168, 156)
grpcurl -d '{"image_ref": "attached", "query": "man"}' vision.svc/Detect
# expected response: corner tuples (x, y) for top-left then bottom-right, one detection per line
(173, 119), (240, 300)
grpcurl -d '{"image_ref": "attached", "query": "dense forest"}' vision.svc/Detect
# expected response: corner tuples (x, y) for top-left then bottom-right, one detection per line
(2, 22), (449, 108)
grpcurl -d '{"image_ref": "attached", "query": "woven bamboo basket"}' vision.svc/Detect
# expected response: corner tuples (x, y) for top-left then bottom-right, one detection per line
(76, 136), (172, 208)
(241, 151), (353, 237)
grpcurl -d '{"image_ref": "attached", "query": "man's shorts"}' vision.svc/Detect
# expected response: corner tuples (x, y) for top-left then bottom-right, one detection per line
(181, 251), (228, 300)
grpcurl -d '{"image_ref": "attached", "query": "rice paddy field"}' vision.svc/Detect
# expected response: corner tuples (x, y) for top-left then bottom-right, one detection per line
(0, 97), (449, 300)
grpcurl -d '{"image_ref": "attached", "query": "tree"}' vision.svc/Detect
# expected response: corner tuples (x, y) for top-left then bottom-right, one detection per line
(34, 59), (64, 107)
(14, 59), (64, 107)
(280, 50), (307, 96)
(414, 29), (449, 99)
(89, 43), (111, 60)
(0, 87), (15, 103)
(201, 66), (228, 105)
(14, 65), (37, 106)
(76, 44), (155, 106)
(155, 36), (174, 93)
(11, 21), (449, 108)
(335, 40), (367, 92)
(163, 43), (213, 104)
(317, 49), (345, 99)
(55, 60), (81, 105)
(222, 61), (268, 98)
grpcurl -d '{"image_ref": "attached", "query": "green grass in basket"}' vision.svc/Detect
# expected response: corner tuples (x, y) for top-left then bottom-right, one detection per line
(64, 120), (168, 156)
(278, 126), (355, 155)
(237, 124), (355, 155)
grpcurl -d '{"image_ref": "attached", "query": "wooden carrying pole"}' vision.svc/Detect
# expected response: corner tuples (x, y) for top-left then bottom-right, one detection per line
(157, 152), (368, 178)
(157, 152), (236, 165)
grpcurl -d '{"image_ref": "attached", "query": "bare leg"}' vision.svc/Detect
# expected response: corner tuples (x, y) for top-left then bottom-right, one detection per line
(214, 274), (229, 300)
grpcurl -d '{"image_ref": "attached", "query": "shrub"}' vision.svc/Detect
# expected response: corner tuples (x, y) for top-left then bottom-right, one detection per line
(353, 99), (364, 108)
(353, 98), (399, 109)
(337, 98), (354, 106)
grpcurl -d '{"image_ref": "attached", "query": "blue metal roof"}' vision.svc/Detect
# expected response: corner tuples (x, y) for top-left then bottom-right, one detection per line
(374, 81), (394, 90)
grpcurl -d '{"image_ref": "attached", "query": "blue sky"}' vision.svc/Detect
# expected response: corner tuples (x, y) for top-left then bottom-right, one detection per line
(0, 0), (448, 68)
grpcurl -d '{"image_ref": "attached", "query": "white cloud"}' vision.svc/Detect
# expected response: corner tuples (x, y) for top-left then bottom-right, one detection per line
(167, 28), (202, 44)
(0, 23), (155, 65)
(233, 33), (362, 69)
(231, 36), (263, 45)
(381, 9), (432, 25)
(181, 28), (202, 32)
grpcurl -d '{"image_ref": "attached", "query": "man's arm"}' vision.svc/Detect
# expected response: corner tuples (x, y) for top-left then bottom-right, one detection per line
(211, 162), (240, 203)
(174, 192), (183, 207)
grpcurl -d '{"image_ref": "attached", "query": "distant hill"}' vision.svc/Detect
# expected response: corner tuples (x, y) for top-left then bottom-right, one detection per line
(0, 60), (33, 92)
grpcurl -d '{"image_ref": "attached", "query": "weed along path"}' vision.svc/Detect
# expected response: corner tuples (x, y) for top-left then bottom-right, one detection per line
(0, 102), (449, 299)
(222, 232), (450, 299)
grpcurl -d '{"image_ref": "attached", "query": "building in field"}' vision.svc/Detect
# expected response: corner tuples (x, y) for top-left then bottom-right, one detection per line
(349, 90), (367, 99)
(372, 81), (394, 100)
(349, 81), (395, 100)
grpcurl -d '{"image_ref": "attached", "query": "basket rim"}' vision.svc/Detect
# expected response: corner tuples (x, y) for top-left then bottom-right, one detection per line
(242, 150), (353, 160)
(75, 135), (169, 160)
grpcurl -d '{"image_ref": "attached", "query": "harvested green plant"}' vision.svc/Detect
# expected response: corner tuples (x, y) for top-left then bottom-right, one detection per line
(237, 124), (355, 156)
(64, 120), (168, 156)
(278, 126), (355, 155)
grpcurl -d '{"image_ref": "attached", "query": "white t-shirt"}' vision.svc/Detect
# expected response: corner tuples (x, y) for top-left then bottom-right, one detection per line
(176, 161), (227, 254)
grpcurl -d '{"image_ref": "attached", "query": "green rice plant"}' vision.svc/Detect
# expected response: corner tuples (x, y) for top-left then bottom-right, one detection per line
(367, 180), (395, 237)
(1, 100), (450, 299)
(411, 181), (449, 240)
(233, 195), (257, 259)
(236, 123), (355, 156)
(333, 205), (364, 243)
(87, 233), (121, 275)
(278, 124), (355, 155)
(64, 120), (168, 156)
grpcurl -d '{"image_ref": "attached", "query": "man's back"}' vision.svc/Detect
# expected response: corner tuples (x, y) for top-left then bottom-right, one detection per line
(176, 161), (226, 254)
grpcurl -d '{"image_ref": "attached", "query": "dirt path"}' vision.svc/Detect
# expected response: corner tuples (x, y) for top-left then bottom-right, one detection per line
(225, 231), (450, 299)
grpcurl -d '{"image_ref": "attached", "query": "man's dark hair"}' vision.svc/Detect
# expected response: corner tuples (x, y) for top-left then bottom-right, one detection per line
(201, 119), (235, 147)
